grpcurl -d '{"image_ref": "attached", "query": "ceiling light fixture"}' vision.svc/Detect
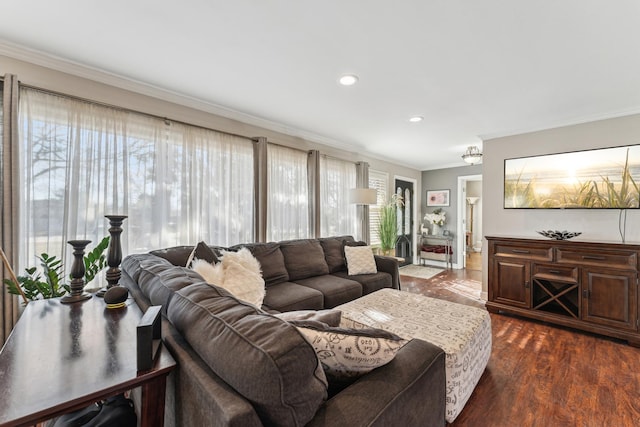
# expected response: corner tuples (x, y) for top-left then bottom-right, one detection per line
(462, 146), (483, 165)
(339, 74), (359, 86)
(409, 116), (424, 123)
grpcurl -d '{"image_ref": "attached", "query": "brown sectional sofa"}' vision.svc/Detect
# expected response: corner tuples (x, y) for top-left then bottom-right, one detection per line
(148, 235), (401, 311)
(121, 235), (446, 426)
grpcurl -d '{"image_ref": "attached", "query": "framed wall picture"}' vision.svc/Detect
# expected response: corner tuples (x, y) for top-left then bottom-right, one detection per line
(426, 189), (450, 207)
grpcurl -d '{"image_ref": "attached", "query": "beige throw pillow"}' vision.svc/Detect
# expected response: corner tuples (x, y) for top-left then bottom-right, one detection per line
(344, 245), (377, 275)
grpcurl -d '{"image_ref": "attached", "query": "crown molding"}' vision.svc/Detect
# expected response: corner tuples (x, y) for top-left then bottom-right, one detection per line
(0, 39), (381, 160)
(478, 107), (640, 142)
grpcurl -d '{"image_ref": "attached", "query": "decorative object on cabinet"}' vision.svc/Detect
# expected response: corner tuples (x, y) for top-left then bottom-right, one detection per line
(486, 236), (640, 346)
(426, 189), (450, 207)
(537, 230), (582, 240)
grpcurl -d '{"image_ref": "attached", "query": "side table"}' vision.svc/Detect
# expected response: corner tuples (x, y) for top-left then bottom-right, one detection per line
(0, 296), (175, 427)
(418, 233), (454, 269)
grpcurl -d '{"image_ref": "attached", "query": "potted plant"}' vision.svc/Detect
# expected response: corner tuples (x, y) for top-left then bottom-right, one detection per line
(378, 194), (403, 256)
(3, 236), (110, 304)
(424, 208), (446, 235)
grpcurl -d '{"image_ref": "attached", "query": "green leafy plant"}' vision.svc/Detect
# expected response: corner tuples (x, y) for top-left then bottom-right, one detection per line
(83, 236), (110, 284)
(4, 236), (110, 304)
(378, 194), (403, 255)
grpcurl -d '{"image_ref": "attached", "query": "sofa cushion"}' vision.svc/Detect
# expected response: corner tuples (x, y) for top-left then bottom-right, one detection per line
(344, 245), (377, 275)
(167, 283), (328, 427)
(238, 242), (289, 286)
(319, 236), (351, 273)
(263, 281), (324, 312)
(332, 270), (393, 295)
(280, 239), (330, 281)
(123, 254), (204, 314)
(293, 275), (362, 308)
(152, 244), (227, 267)
(150, 245), (195, 267)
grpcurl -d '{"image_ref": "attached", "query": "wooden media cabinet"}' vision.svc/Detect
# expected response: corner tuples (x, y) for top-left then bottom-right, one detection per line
(486, 236), (640, 346)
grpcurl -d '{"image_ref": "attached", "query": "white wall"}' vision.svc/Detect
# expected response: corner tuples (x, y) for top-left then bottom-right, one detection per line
(482, 113), (640, 289)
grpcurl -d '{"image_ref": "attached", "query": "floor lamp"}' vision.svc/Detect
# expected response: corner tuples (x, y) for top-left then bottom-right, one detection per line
(466, 197), (479, 252)
(349, 188), (377, 243)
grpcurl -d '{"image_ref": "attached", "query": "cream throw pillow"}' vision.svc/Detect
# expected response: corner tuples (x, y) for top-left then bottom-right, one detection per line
(344, 245), (377, 275)
(191, 248), (266, 307)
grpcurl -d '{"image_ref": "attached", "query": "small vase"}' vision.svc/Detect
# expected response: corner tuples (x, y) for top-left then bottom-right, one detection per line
(432, 224), (441, 235)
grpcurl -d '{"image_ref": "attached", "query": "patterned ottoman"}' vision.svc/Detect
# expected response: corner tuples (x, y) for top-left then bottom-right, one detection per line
(336, 288), (491, 423)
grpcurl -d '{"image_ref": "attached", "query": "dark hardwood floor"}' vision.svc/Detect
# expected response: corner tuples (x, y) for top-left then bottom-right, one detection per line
(400, 268), (640, 427)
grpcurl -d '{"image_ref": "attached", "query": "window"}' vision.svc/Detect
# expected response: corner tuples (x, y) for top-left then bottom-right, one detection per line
(320, 156), (356, 237)
(18, 88), (254, 270)
(368, 169), (388, 246)
(266, 144), (310, 241)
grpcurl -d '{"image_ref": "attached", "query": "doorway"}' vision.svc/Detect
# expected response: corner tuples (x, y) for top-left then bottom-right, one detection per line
(394, 177), (415, 266)
(457, 175), (482, 270)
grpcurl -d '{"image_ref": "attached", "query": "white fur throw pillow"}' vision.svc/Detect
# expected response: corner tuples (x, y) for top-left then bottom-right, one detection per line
(221, 248), (262, 274)
(192, 258), (224, 286)
(344, 245), (377, 275)
(191, 248), (266, 307)
(221, 259), (266, 307)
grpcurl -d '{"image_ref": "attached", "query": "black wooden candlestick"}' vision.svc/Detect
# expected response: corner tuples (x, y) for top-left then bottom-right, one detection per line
(61, 239), (92, 303)
(97, 215), (127, 297)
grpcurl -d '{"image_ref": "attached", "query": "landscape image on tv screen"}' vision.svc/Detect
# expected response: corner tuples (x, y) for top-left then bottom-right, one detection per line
(504, 145), (640, 209)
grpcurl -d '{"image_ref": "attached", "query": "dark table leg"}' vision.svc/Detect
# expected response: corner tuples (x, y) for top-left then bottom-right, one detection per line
(139, 375), (168, 427)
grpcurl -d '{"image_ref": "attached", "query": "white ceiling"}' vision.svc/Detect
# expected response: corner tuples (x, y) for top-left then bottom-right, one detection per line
(2, 1), (640, 170)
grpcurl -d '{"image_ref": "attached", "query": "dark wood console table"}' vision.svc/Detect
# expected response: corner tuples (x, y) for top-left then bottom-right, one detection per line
(0, 296), (175, 427)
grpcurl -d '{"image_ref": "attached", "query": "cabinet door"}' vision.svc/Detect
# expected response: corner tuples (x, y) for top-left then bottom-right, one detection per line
(491, 259), (531, 308)
(582, 269), (637, 331)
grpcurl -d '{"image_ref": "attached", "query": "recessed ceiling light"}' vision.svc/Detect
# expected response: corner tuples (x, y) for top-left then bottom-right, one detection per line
(409, 116), (424, 123)
(339, 74), (359, 86)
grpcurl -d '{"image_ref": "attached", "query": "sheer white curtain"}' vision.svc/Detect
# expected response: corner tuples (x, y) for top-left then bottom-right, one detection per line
(18, 88), (254, 272)
(320, 156), (356, 238)
(267, 144), (310, 241)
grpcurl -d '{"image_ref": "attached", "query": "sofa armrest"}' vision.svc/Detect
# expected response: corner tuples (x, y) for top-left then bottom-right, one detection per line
(308, 339), (446, 427)
(374, 255), (401, 289)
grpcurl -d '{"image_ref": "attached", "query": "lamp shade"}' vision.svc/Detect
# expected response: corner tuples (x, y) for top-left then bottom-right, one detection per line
(349, 188), (377, 205)
(466, 197), (480, 205)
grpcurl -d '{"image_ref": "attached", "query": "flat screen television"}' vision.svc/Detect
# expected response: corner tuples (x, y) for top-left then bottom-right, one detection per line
(504, 144), (640, 209)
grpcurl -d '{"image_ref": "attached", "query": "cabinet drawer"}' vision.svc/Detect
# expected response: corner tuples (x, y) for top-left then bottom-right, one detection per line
(494, 244), (552, 261)
(533, 264), (579, 282)
(556, 249), (637, 271)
